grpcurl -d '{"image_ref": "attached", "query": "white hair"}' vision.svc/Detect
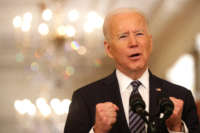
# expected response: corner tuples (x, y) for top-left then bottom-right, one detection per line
(103, 8), (149, 40)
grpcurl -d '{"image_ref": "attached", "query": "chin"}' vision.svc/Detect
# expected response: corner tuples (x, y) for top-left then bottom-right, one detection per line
(129, 64), (146, 72)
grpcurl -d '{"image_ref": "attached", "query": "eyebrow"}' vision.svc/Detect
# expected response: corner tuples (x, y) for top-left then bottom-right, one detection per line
(118, 30), (145, 35)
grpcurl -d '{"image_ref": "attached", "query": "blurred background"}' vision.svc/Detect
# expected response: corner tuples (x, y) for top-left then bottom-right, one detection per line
(0, 0), (200, 132)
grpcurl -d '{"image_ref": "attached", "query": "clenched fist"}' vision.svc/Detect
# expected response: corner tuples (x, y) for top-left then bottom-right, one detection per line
(94, 102), (119, 133)
(166, 97), (184, 132)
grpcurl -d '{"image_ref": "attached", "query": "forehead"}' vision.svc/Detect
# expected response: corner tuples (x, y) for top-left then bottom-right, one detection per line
(108, 12), (147, 34)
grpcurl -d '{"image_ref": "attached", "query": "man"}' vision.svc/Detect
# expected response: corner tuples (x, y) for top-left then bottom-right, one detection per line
(64, 8), (199, 133)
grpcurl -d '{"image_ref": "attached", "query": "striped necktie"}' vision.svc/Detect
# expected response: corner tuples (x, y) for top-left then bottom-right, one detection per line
(129, 80), (146, 133)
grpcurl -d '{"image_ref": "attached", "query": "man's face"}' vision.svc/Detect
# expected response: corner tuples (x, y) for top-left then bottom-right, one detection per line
(104, 12), (152, 75)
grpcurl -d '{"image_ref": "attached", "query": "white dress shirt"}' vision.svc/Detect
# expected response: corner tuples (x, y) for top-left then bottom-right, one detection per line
(116, 69), (149, 125)
(90, 69), (188, 133)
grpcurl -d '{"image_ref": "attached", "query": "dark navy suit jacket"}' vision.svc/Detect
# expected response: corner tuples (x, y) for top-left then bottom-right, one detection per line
(64, 71), (199, 133)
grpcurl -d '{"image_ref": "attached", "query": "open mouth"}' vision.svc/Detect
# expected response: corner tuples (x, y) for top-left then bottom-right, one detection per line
(129, 53), (141, 57)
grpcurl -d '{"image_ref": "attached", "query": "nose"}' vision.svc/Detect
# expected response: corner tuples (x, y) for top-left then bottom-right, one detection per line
(128, 34), (138, 48)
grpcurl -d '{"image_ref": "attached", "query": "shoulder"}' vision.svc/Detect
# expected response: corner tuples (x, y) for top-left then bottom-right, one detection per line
(73, 71), (116, 96)
(150, 72), (192, 98)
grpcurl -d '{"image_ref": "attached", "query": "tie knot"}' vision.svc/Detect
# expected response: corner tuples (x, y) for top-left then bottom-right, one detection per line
(131, 80), (141, 91)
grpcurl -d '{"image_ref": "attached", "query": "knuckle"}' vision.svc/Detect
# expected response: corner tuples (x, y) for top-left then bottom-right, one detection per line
(96, 103), (101, 108)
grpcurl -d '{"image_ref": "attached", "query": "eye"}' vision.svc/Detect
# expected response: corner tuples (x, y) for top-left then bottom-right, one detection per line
(136, 32), (144, 36)
(119, 34), (127, 39)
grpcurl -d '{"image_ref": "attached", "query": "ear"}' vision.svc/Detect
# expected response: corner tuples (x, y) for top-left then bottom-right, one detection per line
(104, 40), (114, 58)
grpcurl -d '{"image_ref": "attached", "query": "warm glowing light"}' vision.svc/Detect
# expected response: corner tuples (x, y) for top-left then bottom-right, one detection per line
(42, 9), (53, 21)
(62, 99), (71, 114)
(27, 103), (36, 116)
(95, 16), (103, 29)
(68, 9), (79, 22)
(57, 25), (66, 36)
(38, 23), (49, 36)
(84, 11), (103, 33)
(50, 98), (64, 115)
(21, 21), (31, 32)
(50, 98), (60, 109)
(65, 66), (75, 76)
(77, 46), (87, 55)
(13, 16), (22, 28)
(23, 99), (36, 116)
(14, 99), (36, 116)
(23, 12), (32, 23)
(21, 12), (32, 32)
(36, 98), (46, 105)
(36, 98), (51, 117)
(65, 25), (76, 37)
(70, 41), (80, 50)
(14, 100), (26, 115)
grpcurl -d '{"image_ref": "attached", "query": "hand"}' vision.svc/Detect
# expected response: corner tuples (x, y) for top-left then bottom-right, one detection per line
(94, 102), (119, 133)
(165, 97), (184, 132)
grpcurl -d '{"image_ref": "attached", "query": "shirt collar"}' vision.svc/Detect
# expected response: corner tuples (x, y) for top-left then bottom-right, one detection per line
(116, 69), (149, 92)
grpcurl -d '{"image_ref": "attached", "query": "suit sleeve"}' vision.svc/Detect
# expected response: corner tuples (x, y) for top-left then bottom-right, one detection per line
(182, 90), (199, 132)
(64, 91), (93, 133)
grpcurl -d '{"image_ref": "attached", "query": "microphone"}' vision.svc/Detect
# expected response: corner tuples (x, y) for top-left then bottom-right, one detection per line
(130, 92), (146, 115)
(155, 88), (174, 120)
(159, 97), (174, 120)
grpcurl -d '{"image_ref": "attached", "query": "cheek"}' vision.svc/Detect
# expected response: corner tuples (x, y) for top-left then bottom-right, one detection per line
(110, 45), (124, 55)
(144, 47), (152, 60)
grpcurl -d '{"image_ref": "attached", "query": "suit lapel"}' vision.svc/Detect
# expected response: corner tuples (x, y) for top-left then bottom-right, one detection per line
(104, 71), (130, 133)
(149, 71), (163, 119)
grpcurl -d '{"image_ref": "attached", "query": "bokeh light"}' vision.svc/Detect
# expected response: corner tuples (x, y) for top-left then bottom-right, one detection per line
(23, 12), (32, 23)
(31, 62), (39, 72)
(57, 25), (67, 36)
(14, 100), (26, 115)
(77, 46), (87, 55)
(27, 103), (36, 116)
(36, 98), (51, 117)
(21, 21), (31, 32)
(22, 99), (36, 116)
(87, 11), (103, 29)
(70, 41), (80, 50)
(14, 98), (71, 117)
(14, 99), (36, 116)
(38, 23), (49, 36)
(65, 25), (76, 37)
(68, 9), (79, 22)
(84, 11), (103, 33)
(50, 98), (64, 115)
(64, 66), (75, 79)
(65, 66), (75, 76)
(13, 16), (22, 28)
(42, 9), (53, 21)
(62, 99), (71, 114)
(21, 12), (32, 32)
